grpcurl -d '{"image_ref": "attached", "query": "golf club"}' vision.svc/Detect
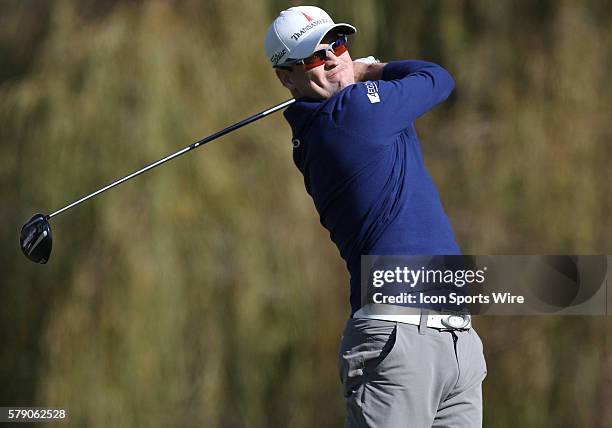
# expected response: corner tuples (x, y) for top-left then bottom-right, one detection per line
(20, 98), (296, 264)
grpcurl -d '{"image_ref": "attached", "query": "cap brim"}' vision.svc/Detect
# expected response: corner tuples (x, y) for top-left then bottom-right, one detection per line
(288, 23), (357, 62)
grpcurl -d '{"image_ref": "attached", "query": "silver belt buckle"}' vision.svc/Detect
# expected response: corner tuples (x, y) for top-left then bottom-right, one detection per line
(441, 314), (471, 329)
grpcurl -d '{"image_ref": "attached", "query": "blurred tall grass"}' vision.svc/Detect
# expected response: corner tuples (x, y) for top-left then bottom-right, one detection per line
(0, 1), (610, 427)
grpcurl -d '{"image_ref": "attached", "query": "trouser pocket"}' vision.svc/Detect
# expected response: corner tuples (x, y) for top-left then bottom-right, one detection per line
(338, 319), (398, 406)
(340, 352), (366, 401)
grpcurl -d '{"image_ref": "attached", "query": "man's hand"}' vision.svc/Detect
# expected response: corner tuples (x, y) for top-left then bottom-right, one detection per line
(353, 57), (386, 82)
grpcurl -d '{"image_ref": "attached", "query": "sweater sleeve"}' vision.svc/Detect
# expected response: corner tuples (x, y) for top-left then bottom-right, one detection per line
(331, 60), (454, 140)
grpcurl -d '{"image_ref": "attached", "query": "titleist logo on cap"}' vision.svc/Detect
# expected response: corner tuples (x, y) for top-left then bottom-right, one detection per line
(270, 48), (287, 65)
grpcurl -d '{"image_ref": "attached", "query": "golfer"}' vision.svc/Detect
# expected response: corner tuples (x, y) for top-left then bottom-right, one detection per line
(265, 6), (487, 427)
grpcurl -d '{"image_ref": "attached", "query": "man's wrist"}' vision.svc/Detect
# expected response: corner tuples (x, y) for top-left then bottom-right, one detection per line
(362, 63), (386, 81)
(353, 57), (386, 82)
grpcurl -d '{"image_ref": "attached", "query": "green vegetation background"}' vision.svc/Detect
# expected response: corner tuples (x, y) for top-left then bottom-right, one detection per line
(1, 1), (610, 426)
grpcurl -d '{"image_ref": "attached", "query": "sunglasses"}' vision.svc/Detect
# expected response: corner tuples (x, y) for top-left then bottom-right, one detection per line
(277, 36), (348, 71)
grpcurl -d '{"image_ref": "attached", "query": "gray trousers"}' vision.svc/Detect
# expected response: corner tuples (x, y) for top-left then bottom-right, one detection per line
(338, 318), (487, 427)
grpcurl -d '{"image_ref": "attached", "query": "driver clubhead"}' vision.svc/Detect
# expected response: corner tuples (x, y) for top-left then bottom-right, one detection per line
(20, 213), (52, 264)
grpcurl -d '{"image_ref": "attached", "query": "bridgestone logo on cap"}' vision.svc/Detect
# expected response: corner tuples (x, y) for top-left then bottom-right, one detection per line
(291, 18), (331, 41)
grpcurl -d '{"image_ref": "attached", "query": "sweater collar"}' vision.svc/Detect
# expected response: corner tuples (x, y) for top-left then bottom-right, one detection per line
(283, 96), (325, 138)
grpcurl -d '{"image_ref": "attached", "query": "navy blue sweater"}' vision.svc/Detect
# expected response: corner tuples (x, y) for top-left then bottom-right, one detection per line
(283, 60), (460, 315)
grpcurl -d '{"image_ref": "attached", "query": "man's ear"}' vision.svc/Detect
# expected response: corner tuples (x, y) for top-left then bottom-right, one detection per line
(275, 69), (295, 91)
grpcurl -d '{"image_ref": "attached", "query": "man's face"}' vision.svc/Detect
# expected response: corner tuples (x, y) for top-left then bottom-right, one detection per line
(276, 33), (355, 99)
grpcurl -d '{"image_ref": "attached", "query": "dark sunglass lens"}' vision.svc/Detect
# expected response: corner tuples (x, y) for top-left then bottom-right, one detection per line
(303, 56), (325, 70)
(331, 37), (347, 54)
(333, 43), (347, 56)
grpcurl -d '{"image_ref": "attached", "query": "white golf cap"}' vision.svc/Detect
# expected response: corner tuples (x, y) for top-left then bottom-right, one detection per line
(265, 6), (357, 67)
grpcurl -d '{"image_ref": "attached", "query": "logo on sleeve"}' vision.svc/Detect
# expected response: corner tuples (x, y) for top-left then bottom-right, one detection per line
(364, 82), (380, 103)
